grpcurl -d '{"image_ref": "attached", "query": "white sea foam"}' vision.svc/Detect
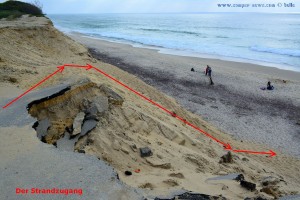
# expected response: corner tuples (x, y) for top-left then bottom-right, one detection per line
(49, 13), (300, 72)
(250, 45), (300, 57)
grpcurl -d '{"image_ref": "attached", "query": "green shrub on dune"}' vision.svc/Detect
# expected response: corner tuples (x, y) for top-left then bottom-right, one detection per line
(0, 0), (44, 19)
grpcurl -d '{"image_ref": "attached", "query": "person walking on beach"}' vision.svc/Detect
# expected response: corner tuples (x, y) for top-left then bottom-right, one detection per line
(207, 66), (214, 85)
(205, 65), (209, 75)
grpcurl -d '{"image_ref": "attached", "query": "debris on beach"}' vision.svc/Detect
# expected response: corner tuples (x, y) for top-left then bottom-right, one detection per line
(72, 112), (85, 135)
(244, 197), (268, 200)
(171, 111), (177, 117)
(124, 171), (132, 176)
(154, 192), (227, 200)
(259, 176), (286, 198)
(8, 77), (18, 83)
(219, 151), (233, 163)
(233, 174), (245, 182)
(28, 79), (111, 148)
(140, 147), (153, 157)
(261, 176), (280, 187)
(240, 180), (256, 191)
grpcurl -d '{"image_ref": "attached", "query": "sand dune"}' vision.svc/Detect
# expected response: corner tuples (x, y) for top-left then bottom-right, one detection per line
(0, 16), (300, 200)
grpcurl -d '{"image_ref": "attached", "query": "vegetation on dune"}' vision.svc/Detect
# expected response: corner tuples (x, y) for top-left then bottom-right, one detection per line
(0, 0), (44, 19)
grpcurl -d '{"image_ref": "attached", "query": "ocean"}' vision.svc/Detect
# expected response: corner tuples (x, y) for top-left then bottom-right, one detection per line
(49, 13), (300, 72)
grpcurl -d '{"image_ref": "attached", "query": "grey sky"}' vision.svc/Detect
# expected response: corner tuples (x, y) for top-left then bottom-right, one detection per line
(1, 0), (299, 14)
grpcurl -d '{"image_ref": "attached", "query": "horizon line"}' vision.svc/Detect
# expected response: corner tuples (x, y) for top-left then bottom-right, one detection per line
(47, 11), (300, 15)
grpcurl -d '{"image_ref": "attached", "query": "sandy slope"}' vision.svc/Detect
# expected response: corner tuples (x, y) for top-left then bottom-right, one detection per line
(0, 16), (300, 200)
(70, 35), (300, 159)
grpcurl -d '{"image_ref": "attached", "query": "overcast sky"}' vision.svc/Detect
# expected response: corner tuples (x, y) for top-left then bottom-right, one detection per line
(1, 0), (299, 14)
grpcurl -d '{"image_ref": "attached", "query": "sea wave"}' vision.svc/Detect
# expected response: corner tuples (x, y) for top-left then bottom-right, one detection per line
(216, 35), (229, 39)
(250, 46), (300, 57)
(200, 26), (247, 30)
(84, 33), (163, 48)
(139, 28), (202, 36)
(50, 13), (300, 71)
(78, 23), (109, 29)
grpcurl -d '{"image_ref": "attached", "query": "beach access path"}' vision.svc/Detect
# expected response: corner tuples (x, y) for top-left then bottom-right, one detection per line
(0, 84), (143, 200)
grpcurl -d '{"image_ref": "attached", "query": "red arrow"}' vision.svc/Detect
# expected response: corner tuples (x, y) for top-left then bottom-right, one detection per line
(181, 118), (232, 150)
(2, 65), (92, 109)
(63, 64), (93, 70)
(88, 64), (232, 150)
(224, 143), (232, 150)
(232, 149), (276, 157)
(2, 66), (65, 109)
(63, 64), (86, 67)
(2, 63), (277, 157)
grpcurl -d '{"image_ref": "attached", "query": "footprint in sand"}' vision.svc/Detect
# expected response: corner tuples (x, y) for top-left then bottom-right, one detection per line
(139, 183), (154, 190)
(169, 172), (185, 179)
(163, 179), (179, 187)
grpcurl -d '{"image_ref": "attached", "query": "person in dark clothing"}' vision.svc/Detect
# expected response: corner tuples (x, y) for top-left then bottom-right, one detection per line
(267, 81), (274, 90)
(208, 67), (214, 85)
(205, 65), (209, 75)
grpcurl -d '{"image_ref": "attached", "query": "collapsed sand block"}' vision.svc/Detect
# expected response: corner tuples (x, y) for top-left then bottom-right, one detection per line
(99, 85), (124, 106)
(72, 112), (85, 135)
(85, 95), (109, 117)
(27, 79), (121, 149)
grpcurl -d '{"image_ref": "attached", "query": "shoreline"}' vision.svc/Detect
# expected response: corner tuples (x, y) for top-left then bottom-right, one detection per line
(69, 33), (300, 158)
(75, 32), (300, 74)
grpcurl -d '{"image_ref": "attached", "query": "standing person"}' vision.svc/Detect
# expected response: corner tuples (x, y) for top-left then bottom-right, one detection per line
(208, 67), (214, 85)
(205, 65), (209, 75)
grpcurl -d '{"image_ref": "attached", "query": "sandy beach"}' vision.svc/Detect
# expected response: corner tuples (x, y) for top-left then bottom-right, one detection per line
(70, 34), (300, 158)
(1, 16), (300, 200)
